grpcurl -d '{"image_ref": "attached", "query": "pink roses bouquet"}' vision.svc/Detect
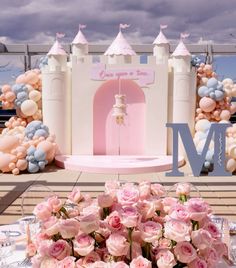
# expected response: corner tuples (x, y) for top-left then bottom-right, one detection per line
(30, 182), (228, 267)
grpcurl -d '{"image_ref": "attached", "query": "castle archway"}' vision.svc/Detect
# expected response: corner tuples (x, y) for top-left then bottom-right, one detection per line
(93, 79), (145, 155)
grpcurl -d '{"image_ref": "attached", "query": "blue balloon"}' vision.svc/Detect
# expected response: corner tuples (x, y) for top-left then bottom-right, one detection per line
(27, 146), (36, 155)
(198, 86), (208, 97)
(207, 87), (214, 94)
(34, 129), (48, 138)
(204, 161), (211, 169)
(17, 91), (28, 101)
(28, 162), (40, 173)
(34, 149), (46, 162)
(206, 150), (214, 163)
(207, 78), (218, 89)
(209, 92), (216, 99)
(38, 161), (46, 170)
(215, 90), (224, 101)
(217, 83), (223, 91)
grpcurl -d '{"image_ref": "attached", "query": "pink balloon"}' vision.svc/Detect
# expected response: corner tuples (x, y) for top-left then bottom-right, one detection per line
(16, 159), (28, 171)
(1, 85), (11, 93)
(25, 71), (39, 85)
(220, 110), (231, 121)
(16, 74), (27, 84)
(199, 97), (216, 113)
(0, 136), (20, 153)
(37, 140), (55, 163)
(5, 91), (15, 102)
(12, 168), (20, 175)
(0, 153), (16, 172)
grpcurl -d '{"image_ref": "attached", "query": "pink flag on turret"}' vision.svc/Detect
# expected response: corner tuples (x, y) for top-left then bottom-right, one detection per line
(160, 24), (168, 30)
(181, 32), (190, 39)
(119, 23), (130, 30)
(56, 32), (65, 39)
(79, 24), (87, 30)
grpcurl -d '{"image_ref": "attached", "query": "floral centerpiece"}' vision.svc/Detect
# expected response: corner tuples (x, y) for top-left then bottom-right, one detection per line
(29, 181), (228, 268)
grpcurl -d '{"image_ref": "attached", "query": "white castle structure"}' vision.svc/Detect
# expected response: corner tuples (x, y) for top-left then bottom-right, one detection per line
(42, 28), (196, 160)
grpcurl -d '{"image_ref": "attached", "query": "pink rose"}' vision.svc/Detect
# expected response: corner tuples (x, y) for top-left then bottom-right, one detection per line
(74, 233), (95, 256)
(47, 195), (63, 213)
(127, 241), (142, 259)
(168, 204), (190, 222)
(98, 193), (113, 208)
(121, 206), (140, 228)
(176, 183), (191, 196)
(186, 198), (211, 222)
(106, 233), (129, 257)
(81, 251), (101, 265)
(33, 201), (51, 221)
(137, 200), (156, 220)
(200, 247), (219, 267)
(151, 183), (166, 197)
(58, 256), (76, 268)
(68, 187), (83, 203)
(106, 211), (123, 232)
(139, 221), (162, 244)
(117, 184), (139, 206)
(139, 181), (151, 200)
(150, 196), (163, 211)
(158, 238), (172, 249)
(174, 241), (197, 264)
(87, 261), (109, 268)
(162, 197), (178, 213)
(34, 232), (50, 248)
(156, 249), (176, 268)
(31, 255), (43, 268)
(58, 219), (80, 239)
(113, 261), (129, 268)
(40, 257), (59, 268)
(79, 214), (99, 234)
(188, 257), (207, 268)
(164, 219), (191, 242)
(212, 240), (228, 258)
(26, 242), (37, 257)
(130, 256), (152, 268)
(203, 222), (221, 239)
(48, 240), (71, 260)
(191, 229), (213, 250)
(105, 180), (120, 199)
(38, 240), (53, 257)
(45, 221), (60, 237)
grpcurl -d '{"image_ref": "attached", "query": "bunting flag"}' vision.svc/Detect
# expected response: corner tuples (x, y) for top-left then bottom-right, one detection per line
(56, 32), (65, 39)
(160, 24), (168, 30)
(119, 23), (130, 30)
(79, 24), (87, 30)
(181, 32), (190, 39)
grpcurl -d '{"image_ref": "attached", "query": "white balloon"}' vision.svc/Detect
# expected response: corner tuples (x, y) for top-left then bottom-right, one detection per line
(21, 100), (38, 116)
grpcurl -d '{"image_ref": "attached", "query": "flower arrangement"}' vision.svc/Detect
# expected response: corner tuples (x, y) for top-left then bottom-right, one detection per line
(29, 181), (228, 268)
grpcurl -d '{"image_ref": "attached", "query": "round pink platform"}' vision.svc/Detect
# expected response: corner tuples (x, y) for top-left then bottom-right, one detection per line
(55, 155), (185, 174)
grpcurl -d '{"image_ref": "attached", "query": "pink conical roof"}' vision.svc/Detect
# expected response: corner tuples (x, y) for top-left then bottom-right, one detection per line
(153, 30), (169, 45)
(172, 40), (191, 57)
(104, 31), (136, 56)
(47, 40), (67, 56)
(72, 30), (88, 45)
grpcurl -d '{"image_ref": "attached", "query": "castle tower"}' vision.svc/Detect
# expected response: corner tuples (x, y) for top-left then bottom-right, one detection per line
(153, 29), (169, 63)
(72, 29), (88, 57)
(172, 39), (196, 155)
(42, 39), (71, 155)
(104, 30), (136, 64)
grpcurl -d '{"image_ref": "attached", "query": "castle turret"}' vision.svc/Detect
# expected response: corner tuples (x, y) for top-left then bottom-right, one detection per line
(171, 39), (196, 155)
(104, 30), (136, 64)
(153, 29), (169, 63)
(42, 39), (71, 155)
(72, 29), (88, 57)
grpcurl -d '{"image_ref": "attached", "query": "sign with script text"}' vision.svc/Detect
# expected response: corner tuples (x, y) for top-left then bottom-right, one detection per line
(91, 63), (155, 87)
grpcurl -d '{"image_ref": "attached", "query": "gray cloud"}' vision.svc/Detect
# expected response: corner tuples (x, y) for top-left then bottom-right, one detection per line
(0, 0), (235, 44)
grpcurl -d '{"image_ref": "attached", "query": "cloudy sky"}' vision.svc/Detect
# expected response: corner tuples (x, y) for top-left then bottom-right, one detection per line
(0, 0), (236, 84)
(0, 0), (236, 44)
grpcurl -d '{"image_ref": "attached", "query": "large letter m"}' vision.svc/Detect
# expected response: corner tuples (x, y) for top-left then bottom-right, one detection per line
(166, 123), (231, 177)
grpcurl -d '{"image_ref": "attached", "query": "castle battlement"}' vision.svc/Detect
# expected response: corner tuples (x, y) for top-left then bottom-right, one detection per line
(42, 28), (196, 157)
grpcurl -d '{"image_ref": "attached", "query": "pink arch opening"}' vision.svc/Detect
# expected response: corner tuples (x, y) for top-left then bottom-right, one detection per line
(93, 79), (145, 155)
